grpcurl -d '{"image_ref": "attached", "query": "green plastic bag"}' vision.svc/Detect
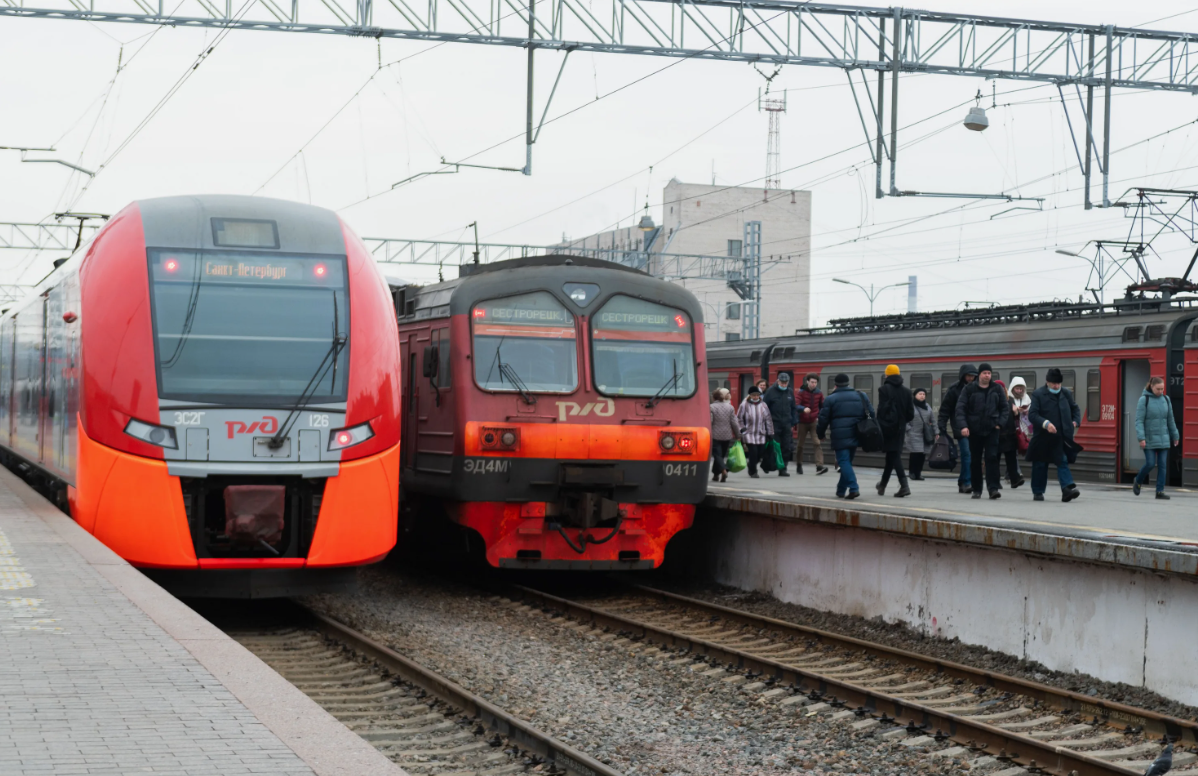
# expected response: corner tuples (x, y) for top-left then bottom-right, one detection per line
(727, 441), (747, 473)
(764, 438), (784, 472)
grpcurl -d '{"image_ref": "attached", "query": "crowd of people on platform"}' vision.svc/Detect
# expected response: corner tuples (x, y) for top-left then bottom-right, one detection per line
(710, 364), (1179, 502)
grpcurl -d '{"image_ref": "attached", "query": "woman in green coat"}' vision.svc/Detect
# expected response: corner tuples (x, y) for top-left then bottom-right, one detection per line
(1134, 376), (1180, 499)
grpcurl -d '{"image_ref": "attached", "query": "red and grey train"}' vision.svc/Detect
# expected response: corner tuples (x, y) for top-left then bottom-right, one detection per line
(393, 256), (710, 569)
(0, 195), (401, 596)
(706, 299), (1198, 486)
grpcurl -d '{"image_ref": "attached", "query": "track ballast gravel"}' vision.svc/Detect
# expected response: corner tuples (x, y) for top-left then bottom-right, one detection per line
(304, 565), (965, 776)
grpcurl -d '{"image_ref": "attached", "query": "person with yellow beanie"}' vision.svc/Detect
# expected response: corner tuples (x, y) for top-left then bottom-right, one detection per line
(877, 364), (915, 497)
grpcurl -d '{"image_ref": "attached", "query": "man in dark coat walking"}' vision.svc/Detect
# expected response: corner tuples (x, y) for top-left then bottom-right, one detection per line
(817, 373), (871, 499)
(955, 363), (1010, 499)
(938, 364), (978, 493)
(763, 373), (799, 477)
(1027, 367), (1082, 502)
(876, 365), (915, 497)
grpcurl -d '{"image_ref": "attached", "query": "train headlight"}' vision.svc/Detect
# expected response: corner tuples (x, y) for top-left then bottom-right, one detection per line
(659, 431), (696, 455)
(124, 418), (179, 450)
(480, 426), (519, 451)
(327, 421), (374, 451)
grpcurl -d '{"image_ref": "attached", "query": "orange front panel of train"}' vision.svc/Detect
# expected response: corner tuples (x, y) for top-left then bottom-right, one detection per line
(463, 421), (711, 461)
(306, 443), (400, 567)
(75, 420), (198, 568)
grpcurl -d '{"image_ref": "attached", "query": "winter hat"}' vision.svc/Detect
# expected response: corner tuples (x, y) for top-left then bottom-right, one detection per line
(834, 373), (850, 386)
(978, 362), (993, 373)
(747, 386), (762, 395)
(884, 364), (900, 376)
(778, 373), (790, 383)
(1046, 368), (1064, 383)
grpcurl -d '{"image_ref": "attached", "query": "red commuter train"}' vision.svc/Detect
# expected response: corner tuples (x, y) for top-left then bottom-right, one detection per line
(706, 298), (1198, 486)
(393, 256), (710, 569)
(0, 195), (401, 596)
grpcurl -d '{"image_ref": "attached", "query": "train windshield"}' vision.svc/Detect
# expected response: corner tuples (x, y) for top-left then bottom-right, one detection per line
(591, 295), (696, 398)
(472, 292), (578, 393)
(148, 251), (350, 404)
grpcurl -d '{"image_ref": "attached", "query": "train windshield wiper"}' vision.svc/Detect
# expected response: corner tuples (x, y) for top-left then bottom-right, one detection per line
(647, 359), (680, 408)
(269, 292), (346, 449)
(498, 356), (536, 406)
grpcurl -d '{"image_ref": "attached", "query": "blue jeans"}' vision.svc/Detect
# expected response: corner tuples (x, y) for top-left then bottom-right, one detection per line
(1136, 448), (1169, 493)
(1031, 450), (1076, 495)
(957, 436), (971, 487)
(835, 448), (859, 495)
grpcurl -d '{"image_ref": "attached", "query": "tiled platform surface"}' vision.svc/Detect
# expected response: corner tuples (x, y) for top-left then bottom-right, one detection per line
(707, 465), (1198, 576)
(0, 467), (405, 776)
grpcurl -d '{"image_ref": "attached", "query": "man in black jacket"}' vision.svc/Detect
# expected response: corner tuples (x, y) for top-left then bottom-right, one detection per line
(954, 363), (1010, 499)
(1026, 367), (1082, 502)
(938, 364), (977, 493)
(763, 373), (798, 477)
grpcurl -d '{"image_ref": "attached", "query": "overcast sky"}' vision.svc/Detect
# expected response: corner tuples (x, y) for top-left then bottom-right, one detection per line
(3, 0), (1198, 324)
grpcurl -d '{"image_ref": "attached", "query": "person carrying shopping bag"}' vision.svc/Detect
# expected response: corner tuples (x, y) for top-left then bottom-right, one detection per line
(710, 388), (741, 483)
(1133, 376), (1179, 499)
(736, 386), (775, 479)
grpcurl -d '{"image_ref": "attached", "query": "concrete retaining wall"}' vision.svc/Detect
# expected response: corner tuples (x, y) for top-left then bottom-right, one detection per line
(685, 509), (1198, 706)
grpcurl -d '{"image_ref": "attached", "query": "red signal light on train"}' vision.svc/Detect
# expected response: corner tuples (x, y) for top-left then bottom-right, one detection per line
(164, 258), (179, 272)
(314, 264), (327, 277)
(659, 431), (697, 455)
(674, 314), (686, 328)
(336, 431), (352, 446)
(473, 308), (486, 319)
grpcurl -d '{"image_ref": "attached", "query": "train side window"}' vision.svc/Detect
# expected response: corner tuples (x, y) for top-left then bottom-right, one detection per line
(435, 328), (451, 388)
(909, 373), (932, 398)
(1059, 369), (1076, 395)
(941, 373), (957, 402)
(709, 378), (720, 396)
(853, 374), (873, 403)
(827, 375), (837, 393)
(1086, 370), (1101, 422)
(1009, 371), (1036, 391)
(739, 374), (754, 403)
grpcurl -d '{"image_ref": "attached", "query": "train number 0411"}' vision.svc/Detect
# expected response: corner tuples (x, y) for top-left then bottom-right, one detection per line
(664, 463), (699, 477)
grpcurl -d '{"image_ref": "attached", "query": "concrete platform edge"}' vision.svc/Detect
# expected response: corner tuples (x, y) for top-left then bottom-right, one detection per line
(0, 467), (407, 776)
(705, 493), (1198, 577)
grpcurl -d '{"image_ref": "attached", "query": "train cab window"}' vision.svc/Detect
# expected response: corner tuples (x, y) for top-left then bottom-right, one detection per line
(1009, 371), (1036, 391)
(472, 292), (577, 393)
(147, 251), (349, 404)
(1086, 369), (1101, 422)
(590, 295), (696, 399)
(853, 374), (874, 403)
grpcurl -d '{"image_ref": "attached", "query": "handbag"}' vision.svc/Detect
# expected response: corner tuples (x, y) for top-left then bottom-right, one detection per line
(855, 392), (884, 453)
(764, 438), (784, 471)
(922, 412), (936, 445)
(727, 441), (747, 473)
(927, 435), (956, 470)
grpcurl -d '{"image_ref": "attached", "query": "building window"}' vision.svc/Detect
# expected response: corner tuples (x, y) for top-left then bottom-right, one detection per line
(724, 332), (741, 341)
(726, 303), (741, 320)
(727, 240), (742, 258)
(1086, 369), (1101, 422)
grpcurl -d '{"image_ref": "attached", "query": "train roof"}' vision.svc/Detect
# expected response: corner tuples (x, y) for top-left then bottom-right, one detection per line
(707, 298), (1198, 369)
(394, 254), (703, 323)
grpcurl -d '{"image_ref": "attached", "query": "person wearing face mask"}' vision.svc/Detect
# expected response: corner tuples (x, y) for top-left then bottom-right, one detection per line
(1026, 367), (1082, 502)
(763, 373), (799, 477)
(955, 363), (1010, 499)
(997, 377), (1027, 489)
(1133, 376), (1179, 499)
(736, 386), (775, 478)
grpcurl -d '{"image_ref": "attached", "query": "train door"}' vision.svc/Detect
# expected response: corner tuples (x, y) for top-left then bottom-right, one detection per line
(738, 373), (754, 405)
(1121, 359), (1151, 477)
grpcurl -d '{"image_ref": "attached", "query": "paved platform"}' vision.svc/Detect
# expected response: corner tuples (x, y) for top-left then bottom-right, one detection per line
(706, 466), (1198, 576)
(0, 467), (404, 776)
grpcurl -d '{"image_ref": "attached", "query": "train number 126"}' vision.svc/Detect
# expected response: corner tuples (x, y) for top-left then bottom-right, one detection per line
(663, 463), (699, 477)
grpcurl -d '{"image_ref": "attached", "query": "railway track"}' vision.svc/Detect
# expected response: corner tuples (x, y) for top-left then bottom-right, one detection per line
(225, 606), (622, 776)
(506, 582), (1196, 776)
